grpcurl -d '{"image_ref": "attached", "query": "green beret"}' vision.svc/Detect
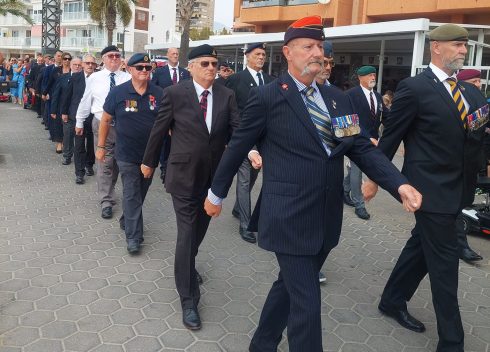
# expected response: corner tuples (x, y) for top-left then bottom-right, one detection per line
(357, 66), (376, 76)
(428, 24), (468, 42)
(127, 53), (151, 66)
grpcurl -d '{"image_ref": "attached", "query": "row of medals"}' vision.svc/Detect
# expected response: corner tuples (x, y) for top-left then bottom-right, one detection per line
(334, 125), (360, 137)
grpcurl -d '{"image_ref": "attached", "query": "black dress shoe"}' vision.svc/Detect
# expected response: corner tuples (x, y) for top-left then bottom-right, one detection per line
(232, 209), (240, 219)
(182, 308), (201, 330)
(460, 248), (483, 262)
(239, 228), (257, 243)
(378, 303), (425, 333)
(101, 206), (113, 219)
(196, 271), (203, 285)
(355, 207), (370, 220)
(343, 192), (355, 207)
(75, 175), (85, 184)
(127, 242), (141, 255)
(62, 158), (71, 165)
(119, 220), (125, 231)
(86, 166), (94, 176)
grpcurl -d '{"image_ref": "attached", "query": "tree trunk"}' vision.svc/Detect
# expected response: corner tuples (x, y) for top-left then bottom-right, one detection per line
(178, 0), (196, 67)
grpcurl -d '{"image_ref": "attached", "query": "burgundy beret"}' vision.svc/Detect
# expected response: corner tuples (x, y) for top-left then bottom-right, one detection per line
(457, 69), (481, 81)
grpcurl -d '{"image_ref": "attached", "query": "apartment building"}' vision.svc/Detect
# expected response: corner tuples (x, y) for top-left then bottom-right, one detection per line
(234, 0), (490, 33)
(176, 0), (215, 33)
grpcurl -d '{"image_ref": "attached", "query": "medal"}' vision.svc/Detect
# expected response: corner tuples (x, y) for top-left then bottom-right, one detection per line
(125, 100), (130, 112)
(332, 100), (337, 109)
(149, 95), (156, 111)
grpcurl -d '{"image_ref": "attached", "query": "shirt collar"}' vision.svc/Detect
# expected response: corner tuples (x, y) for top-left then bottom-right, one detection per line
(102, 68), (121, 76)
(168, 63), (179, 69)
(361, 85), (373, 95)
(247, 66), (262, 76)
(429, 62), (457, 82)
(288, 72), (319, 94)
(193, 80), (213, 97)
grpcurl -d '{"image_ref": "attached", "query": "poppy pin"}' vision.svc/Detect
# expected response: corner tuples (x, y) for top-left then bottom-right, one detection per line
(281, 83), (288, 90)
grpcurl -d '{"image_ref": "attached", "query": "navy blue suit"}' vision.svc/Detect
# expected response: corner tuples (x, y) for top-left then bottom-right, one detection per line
(346, 85), (385, 139)
(151, 65), (190, 90)
(210, 73), (408, 351)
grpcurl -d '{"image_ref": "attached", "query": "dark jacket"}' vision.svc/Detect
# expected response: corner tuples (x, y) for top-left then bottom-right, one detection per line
(346, 85), (385, 139)
(151, 65), (190, 90)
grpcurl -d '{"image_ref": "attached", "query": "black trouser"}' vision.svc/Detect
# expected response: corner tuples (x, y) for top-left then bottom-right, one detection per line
(62, 117), (75, 159)
(74, 115), (95, 177)
(171, 193), (211, 310)
(250, 247), (330, 352)
(159, 134), (171, 176)
(233, 158), (259, 231)
(380, 211), (463, 352)
(34, 94), (41, 116)
(455, 212), (472, 253)
(118, 161), (153, 245)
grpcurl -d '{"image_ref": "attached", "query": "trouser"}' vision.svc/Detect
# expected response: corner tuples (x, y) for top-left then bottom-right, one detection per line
(159, 134), (171, 176)
(92, 117), (118, 208)
(74, 115), (95, 177)
(171, 193), (211, 310)
(118, 161), (153, 245)
(62, 117), (75, 159)
(34, 94), (42, 116)
(455, 212), (473, 253)
(343, 160), (365, 209)
(233, 157), (259, 231)
(249, 247), (330, 352)
(380, 211), (464, 352)
(50, 113), (64, 143)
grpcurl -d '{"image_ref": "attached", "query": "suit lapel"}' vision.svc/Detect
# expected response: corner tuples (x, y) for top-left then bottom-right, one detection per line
(243, 69), (257, 89)
(423, 68), (465, 133)
(183, 81), (209, 134)
(278, 74), (325, 152)
(210, 84), (222, 135)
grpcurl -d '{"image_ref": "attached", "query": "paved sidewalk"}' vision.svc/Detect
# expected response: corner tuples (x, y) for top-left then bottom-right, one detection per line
(0, 104), (489, 352)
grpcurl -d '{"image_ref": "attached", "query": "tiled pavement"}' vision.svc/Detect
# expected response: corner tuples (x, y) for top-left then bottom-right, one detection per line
(0, 103), (489, 352)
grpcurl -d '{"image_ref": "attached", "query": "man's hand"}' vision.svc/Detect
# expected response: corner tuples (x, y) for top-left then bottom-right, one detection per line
(75, 127), (84, 136)
(362, 179), (379, 201)
(398, 184), (422, 212)
(249, 153), (262, 170)
(140, 164), (154, 178)
(370, 138), (378, 146)
(95, 148), (105, 162)
(41, 94), (47, 101)
(204, 198), (222, 217)
(62, 114), (69, 123)
(51, 113), (56, 119)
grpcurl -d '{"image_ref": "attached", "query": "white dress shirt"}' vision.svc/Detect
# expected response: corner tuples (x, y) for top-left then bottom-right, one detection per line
(193, 80), (213, 133)
(168, 64), (180, 83)
(361, 85), (377, 114)
(429, 62), (469, 111)
(75, 68), (131, 128)
(246, 66), (263, 86)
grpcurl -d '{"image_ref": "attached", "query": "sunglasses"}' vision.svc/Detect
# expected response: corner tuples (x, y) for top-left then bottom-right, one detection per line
(199, 61), (218, 68)
(106, 53), (121, 59)
(324, 59), (335, 67)
(133, 65), (152, 71)
(63, 57), (72, 61)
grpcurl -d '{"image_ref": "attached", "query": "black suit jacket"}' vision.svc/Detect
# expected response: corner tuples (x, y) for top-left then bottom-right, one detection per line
(378, 67), (488, 213)
(42, 64), (62, 96)
(151, 65), (190, 90)
(210, 73), (408, 255)
(225, 68), (274, 116)
(61, 71), (87, 118)
(347, 85), (385, 139)
(51, 72), (72, 115)
(142, 80), (240, 197)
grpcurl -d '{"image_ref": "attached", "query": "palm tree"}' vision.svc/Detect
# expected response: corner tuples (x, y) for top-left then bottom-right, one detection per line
(0, 0), (34, 25)
(87, 0), (137, 47)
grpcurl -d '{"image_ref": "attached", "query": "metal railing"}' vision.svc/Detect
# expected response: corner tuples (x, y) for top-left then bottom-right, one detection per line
(0, 37), (41, 47)
(60, 36), (105, 50)
(62, 12), (91, 22)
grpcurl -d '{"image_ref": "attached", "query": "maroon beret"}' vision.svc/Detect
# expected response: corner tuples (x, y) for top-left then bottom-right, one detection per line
(284, 16), (325, 45)
(457, 69), (481, 81)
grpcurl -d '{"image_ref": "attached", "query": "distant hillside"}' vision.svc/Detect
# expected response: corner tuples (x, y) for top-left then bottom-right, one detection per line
(214, 21), (230, 32)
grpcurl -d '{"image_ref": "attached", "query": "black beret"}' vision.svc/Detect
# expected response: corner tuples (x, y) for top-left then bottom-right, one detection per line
(245, 43), (266, 54)
(127, 53), (151, 66)
(428, 24), (469, 42)
(284, 16), (325, 45)
(100, 45), (120, 57)
(188, 44), (217, 60)
(219, 62), (231, 68)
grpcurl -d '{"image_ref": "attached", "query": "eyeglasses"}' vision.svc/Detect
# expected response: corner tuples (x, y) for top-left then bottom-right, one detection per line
(324, 59), (335, 67)
(133, 65), (152, 71)
(199, 61), (218, 68)
(105, 53), (121, 59)
(84, 62), (97, 66)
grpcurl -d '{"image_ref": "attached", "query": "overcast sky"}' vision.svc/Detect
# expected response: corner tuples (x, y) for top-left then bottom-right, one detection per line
(214, 0), (234, 27)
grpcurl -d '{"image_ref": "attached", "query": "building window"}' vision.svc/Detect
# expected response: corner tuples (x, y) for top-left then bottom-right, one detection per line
(166, 30), (170, 42)
(151, 37), (154, 43)
(152, 15), (155, 21)
(137, 12), (146, 21)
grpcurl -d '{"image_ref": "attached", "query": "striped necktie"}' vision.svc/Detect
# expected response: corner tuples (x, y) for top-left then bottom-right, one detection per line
(369, 91), (376, 119)
(172, 68), (177, 85)
(200, 90), (209, 121)
(303, 87), (336, 148)
(446, 77), (468, 125)
(109, 72), (115, 90)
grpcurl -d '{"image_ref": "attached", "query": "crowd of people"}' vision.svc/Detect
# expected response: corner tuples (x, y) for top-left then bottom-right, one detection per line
(1, 16), (489, 352)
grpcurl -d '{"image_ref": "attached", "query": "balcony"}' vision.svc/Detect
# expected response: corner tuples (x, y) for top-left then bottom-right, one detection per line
(60, 36), (105, 51)
(243, 0), (286, 7)
(62, 12), (91, 22)
(0, 36), (41, 48)
(0, 13), (32, 27)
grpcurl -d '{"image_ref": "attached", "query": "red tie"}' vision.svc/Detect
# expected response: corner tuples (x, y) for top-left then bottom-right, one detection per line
(200, 90), (209, 121)
(172, 67), (177, 85)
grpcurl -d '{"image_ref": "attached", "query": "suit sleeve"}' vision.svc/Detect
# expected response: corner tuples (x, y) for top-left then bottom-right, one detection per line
(61, 76), (74, 115)
(151, 70), (159, 85)
(211, 88), (266, 198)
(228, 91), (240, 137)
(41, 66), (50, 95)
(377, 79), (418, 160)
(142, 88), (174, 167)
(50, 77), (62, 114)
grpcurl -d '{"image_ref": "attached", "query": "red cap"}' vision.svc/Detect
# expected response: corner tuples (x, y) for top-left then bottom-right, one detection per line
(456, 69), (481, 81)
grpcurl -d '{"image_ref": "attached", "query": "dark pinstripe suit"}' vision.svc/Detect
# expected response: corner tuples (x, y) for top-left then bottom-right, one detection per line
(210, 73), (408, 351)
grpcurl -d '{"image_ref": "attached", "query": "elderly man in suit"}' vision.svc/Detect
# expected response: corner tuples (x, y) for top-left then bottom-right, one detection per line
(225, 42), (274, 243)
(61, 54), (97, 184)
(343, 66), (386, 220)
(364, 24), (489, 351)
(204, 16), (421, 352)
(151, 47), (191, 184)
(141, 44), (239, 330)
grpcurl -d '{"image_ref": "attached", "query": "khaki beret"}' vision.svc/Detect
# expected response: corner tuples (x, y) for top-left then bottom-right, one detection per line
(428, 24), (468, 42)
